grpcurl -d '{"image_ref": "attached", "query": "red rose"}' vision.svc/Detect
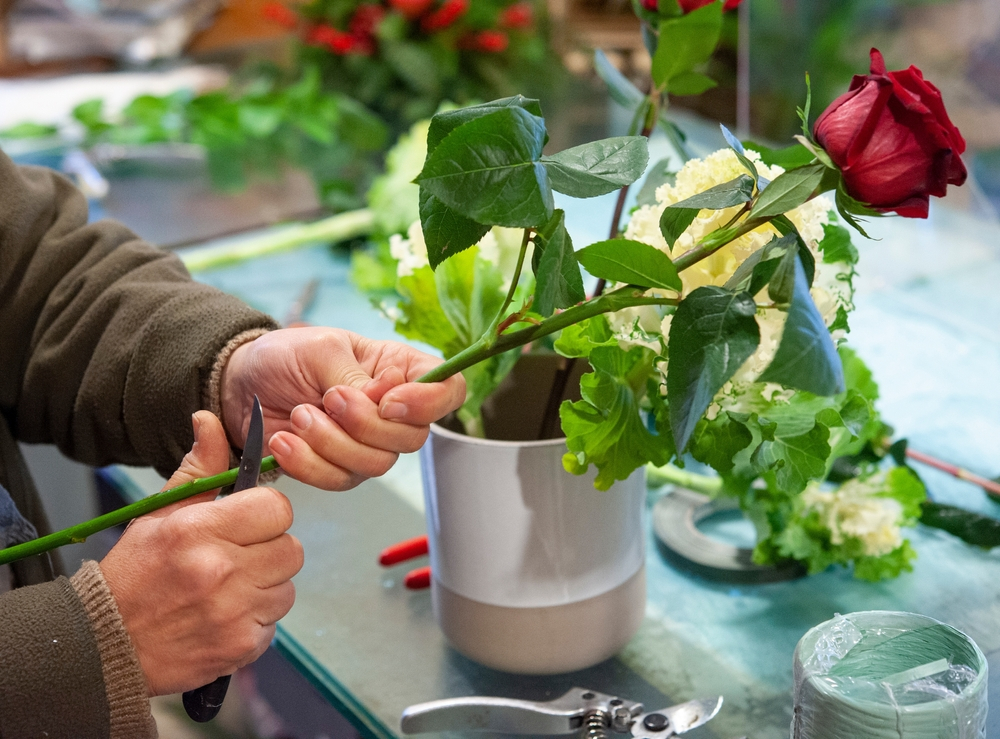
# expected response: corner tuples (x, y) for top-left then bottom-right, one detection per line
(389, 0), (434, 19)
(421, 0), (469, 31)
(814, 48), (967, 218)
(499, 2), (533, 29)
(262, 1), (298, 28)
(473, 29), (509, 53)
(640, 0), (656, 10)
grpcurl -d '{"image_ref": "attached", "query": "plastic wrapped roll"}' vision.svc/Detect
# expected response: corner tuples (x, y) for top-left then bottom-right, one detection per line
(792, 611), (987, 739)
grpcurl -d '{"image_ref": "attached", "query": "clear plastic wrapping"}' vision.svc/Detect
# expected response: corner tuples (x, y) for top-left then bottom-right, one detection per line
(792, 611), (988, 739)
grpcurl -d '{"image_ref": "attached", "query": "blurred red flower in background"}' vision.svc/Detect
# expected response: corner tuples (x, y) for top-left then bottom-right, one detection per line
(499, 3), (533, 29)
(421, 0), (469, 31)
(262, 1), (299, 28)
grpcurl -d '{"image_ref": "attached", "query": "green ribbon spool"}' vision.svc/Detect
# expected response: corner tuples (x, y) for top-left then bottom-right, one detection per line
(792, 611), (988, 739)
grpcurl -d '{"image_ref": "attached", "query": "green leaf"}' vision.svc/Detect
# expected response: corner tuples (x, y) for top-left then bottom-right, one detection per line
(651, 3), (723, 89)
(415, 107), (553, 230)
(434, 246), (505, 347)
(533, 210), (586, 316)
(576, 238), (682, 290)
(561, 346), (669, 490)
(748, 162), (826, 221)
(765, 236), (800, 304)
(675, 174), (757, 211)
(720, 124), (761, 187)
(383, 41), (442, 96)
(752, 419), (831, 494)
(920, 502), (1000, 549)
(690, 412), (753, 475)
(0, 122), (59, 139)
(238, 104), (283, 137)
(659, 207), (699, 249)
(542, 137), (649, 198)
(425, 96), (544, 153)
(394, 266), (465, 357)
(853, 542), (916, 582)
(667, 287), (760, 452)
(553, 315), (616, 358)
(743, 141), (815, 170)
(758, 259), (845, 395)
(419, 191), (491, 269)
(667, 70), (718, 96)
(769, 216), (815, 287)
(636, 158), (675, 207)
(818, 221), (859, 265)
(594, 50), (645, 109)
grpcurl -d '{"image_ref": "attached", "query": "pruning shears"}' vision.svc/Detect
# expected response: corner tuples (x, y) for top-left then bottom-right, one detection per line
(401, 687), (723, 739)
(182, 395), (265, 722)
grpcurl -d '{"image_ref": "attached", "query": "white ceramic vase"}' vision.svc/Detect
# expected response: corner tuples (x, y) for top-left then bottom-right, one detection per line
(419, 423), (647, 674)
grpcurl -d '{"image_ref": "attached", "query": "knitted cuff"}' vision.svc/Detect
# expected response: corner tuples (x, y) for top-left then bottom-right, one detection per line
(70, 561), (157, 739)
(204, 328), (282, 483)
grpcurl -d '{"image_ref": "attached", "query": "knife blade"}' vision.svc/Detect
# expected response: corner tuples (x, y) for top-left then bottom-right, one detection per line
(182, 395), (265, 722)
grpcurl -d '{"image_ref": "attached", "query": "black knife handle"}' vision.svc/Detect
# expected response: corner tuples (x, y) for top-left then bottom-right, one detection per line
(183, 674), (232, 722)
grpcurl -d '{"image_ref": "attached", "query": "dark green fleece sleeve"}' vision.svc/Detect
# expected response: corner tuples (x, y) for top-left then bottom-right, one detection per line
(0, 150), (278, 477)
(0, 577), (110, 738)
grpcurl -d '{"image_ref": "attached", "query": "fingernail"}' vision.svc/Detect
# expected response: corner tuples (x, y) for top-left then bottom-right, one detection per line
(291, 405), (313, 431)
(380, 401), (406, 420)
(270, 434), (291, 457)
(191, 413), (201, 439)
(324, 388), (347, 417)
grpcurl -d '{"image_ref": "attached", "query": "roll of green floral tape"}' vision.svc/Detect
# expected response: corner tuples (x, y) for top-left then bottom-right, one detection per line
(792, 611), (987, 739)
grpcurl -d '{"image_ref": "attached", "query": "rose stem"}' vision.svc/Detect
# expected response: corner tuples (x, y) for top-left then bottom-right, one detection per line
(906, 449), (1000, 498)
(537, 101), (662, 440)
(0, 457), (282, 565)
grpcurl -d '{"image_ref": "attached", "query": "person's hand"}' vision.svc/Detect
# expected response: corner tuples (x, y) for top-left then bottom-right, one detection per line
(219, 327), (466, 490)
(100, 411), (303, 696)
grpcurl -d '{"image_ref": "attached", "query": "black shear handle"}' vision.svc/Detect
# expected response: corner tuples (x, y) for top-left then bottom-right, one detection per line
(183, 674), (232, 722)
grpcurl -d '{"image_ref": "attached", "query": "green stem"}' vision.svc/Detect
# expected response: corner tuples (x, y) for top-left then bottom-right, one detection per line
(492, 228), (532, 335)
(672, 217), (767, 273)
(181, 209), (376, 272)
(0, 457), (281, 566)
(417, 286), (679, 383)
(646, 463), (723, 496)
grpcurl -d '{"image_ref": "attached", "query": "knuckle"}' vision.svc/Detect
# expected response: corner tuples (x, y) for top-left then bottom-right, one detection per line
(186, 548), (236, 596)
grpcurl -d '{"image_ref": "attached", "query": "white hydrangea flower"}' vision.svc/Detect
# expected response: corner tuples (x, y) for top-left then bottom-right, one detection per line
(801, 475), (905, 557)
(615, 148), (855, 407)
(390, 220), (524, 283)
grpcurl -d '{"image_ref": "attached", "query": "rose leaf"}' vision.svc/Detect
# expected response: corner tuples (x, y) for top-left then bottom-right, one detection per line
(667, 286), (761, 453)
(542, 136), (649, 199)
(758, 258), (845, 395)
(533, 209), (586, 316)
(576, 238), (682, 290)
(415, 106), (553, 230)
(419, 191), (491, 270)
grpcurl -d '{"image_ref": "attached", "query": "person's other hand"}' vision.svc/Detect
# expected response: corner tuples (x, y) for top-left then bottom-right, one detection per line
(100, 411), (303, 696)
(219, 327), (466, 490)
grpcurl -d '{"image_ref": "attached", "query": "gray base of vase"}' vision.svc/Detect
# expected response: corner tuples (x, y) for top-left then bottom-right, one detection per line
(432, 566), (646, 675)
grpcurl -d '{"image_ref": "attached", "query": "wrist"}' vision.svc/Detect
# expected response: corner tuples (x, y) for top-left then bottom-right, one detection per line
(208, 329), (270, 449)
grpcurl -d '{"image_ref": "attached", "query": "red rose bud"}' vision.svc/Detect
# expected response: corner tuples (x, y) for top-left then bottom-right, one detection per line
(262, 1), (298, 28)
(640, 0), (656, 9)
(677, 0), (714, 12)
(421, 0), (469, 32)
(474, 29), (509, 53)
(349, 4), (386, 36)
(390, 0), (434, 19)
(722, 0), (744, 9)
(814, 48), (967, 218)
(499, 2), (533, 28)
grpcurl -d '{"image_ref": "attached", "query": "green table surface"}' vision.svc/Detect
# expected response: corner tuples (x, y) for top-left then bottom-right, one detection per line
(103, 125), (1000, 739)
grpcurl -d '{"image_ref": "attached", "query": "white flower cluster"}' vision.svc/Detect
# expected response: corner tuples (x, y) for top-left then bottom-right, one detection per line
(616, 148), (855, 410)
(389, 220), (525, 282)
(801, 474), (905, 557)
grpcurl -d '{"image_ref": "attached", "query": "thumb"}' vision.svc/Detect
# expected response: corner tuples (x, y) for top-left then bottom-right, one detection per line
(158, 411), (232, 507)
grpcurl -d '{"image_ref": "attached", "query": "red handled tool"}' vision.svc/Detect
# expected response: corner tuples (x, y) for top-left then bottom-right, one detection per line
(379, 534), (431, 589)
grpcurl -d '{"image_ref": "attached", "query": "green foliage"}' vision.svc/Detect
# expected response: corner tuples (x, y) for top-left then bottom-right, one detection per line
(817, 221), (859, 265)
(758, 259), (845, 395)
(576, 238), (682, 290)
(651, 3), (723, 91)
(415, 106), (553, 233)
(553, 315), (617, 358)
(0, 121), (58, 139)
(419, 192), (492, 268)
(748, 162), (827, 220)
(667, 287), (760, 453)
(635, 158), (676, 208)
(532, 210), (586, 316)
(560, 346), (669, 489)
(541, 137), (649, 198)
